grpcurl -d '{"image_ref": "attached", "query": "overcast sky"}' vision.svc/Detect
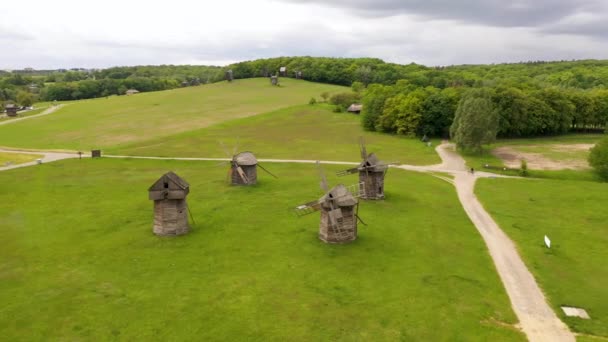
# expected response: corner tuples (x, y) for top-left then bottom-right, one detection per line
(1, 0), (608, 69)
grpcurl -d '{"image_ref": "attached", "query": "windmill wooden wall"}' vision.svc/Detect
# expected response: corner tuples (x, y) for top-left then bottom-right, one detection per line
(231, 164), (257, 185)
(319, 206), (357, 243)
(149, 172), (190, 236)
(318, 185), (358, 243)
(359, 170), (385, 199)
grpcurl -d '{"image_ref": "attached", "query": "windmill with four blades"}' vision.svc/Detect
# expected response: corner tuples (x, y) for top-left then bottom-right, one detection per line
(294, 161), (366, 244)
(336, 137), (396, 200)
(219, 141), (277, 185)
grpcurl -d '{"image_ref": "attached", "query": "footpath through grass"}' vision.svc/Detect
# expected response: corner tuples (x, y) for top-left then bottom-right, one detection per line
(476, 177), (608, 338)
(0, 158), (523, 341)
(0, 79), (345, 151)
(0, 152), (42, 165)
(113, 104), (441, 165)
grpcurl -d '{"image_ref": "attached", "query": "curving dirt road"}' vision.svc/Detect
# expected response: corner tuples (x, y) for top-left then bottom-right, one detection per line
(0, 104), (65, 126)
(0, 144), (575, 341)
(429, 144), (574, 342)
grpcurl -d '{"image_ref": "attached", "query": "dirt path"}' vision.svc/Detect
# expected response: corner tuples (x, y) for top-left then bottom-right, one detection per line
(0, 105), (65, 126)
(0, 148), (81, 171)
(0, 145), (575, 341)
(431, 144), (574, 342)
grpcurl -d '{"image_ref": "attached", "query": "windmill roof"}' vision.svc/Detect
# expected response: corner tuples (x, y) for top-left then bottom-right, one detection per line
(235, 151), (257, 166)
(319, 184), (357, 207)
(148, 171), (189, 191)
(359, 153), (388, 171)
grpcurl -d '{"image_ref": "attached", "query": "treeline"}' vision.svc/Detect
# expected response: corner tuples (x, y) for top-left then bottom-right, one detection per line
(4, 57), (608, 108)
(360, 82), (608, 138)
(227, 57), (426, 86)
(0, 65), (224, 103)
(225, 57), (608, 89)
(40, 65), (223, 101)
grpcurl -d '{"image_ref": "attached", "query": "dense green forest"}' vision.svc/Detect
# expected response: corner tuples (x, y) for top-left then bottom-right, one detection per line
(0, 65), (223, 104)
(2, 57), (607, 138)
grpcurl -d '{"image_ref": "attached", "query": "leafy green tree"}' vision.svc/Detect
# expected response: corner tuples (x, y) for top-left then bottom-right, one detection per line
(589, 137), (608, 181)
(351, 81), (364, 93)
(361, 84), (392, 131)
(320, 91), (330, 102)
(16, 90), (34, 107)
(450, 89), (499, 153)
(309, 97), (317, 105)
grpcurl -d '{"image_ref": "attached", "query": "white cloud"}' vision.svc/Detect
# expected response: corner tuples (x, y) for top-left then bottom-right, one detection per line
(0, 0), (607, 69)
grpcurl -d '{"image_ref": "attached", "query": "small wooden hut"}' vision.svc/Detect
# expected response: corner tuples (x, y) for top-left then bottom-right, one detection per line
(279, 66), (287, 77)
(5, 104), (18, 117)
(91, 150), (102, 158)
(318, 184), (358, 243)
(347, 104), (362, 114)
(126, 89), (139, 95)
(231, 152), (258, 185)
(295, 71), (303, 79)
(149, 172), (190, 236)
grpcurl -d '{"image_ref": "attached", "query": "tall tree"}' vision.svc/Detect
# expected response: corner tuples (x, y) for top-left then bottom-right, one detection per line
(450, 89), (499, 153)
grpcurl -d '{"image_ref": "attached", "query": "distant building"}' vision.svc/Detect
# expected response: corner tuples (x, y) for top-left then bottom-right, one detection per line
(347, 104), (363, 114)
(5, 104), (18, 117)
(279, 66), (287, 77)
(126, 89), (140, 95)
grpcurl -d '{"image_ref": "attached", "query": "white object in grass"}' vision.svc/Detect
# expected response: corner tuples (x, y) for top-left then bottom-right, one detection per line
(544, 235), (551, 248)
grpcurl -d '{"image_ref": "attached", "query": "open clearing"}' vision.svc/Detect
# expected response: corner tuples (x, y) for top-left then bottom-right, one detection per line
(0, 79), (345, 151)
(476, 178), (608, 339)
(493, 144), (594, 170)
(0, 158), (524, 341)
(113, 104), (441, 165)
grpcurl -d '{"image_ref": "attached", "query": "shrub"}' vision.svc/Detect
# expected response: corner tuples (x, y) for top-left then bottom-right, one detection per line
(329, 92), (361, 111)
(589, 137), (608, 181)
(320, 92), (330, 102)
(520, 159), (529, 177)
(309, 97), (317, 105)
(333, 105), (343, 113)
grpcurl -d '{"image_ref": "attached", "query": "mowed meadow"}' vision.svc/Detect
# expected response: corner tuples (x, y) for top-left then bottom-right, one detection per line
(0, 78), (345, 151)
(114, 104), (441, 165)
(0, 158), (525, 341)
(476, 178), (608, 338)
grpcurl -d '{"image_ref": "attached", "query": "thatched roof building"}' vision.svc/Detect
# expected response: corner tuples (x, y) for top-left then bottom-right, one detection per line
(126, 89), (139, 95)
(347, 104), (362, 114)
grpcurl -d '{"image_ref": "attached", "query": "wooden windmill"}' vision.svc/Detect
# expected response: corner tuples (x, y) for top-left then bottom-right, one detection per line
(148, 171), (191, 236)
(220, 142), (277, 185)
(225, 69), (234, 82)
(295, 162), (366, 244)
(336, 137), (394, 200)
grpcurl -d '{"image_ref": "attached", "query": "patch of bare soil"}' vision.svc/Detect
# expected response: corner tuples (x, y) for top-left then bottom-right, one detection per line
(493, 144), (594, 170)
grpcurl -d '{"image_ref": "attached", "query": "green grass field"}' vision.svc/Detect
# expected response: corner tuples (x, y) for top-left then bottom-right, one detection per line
(0, 158), (524, 341)
(476, 178), (608, 338)
(0, 152), (42, 165)
(0, 79), (345, 151)
(112, 104), (441, 165)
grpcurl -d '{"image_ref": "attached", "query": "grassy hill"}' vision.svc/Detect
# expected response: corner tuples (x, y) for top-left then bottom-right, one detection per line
(476, 178), (608, 338)
(0, 78), (345, 151)
(0, 158), (523, 341)
(113, 104), (441, 165)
